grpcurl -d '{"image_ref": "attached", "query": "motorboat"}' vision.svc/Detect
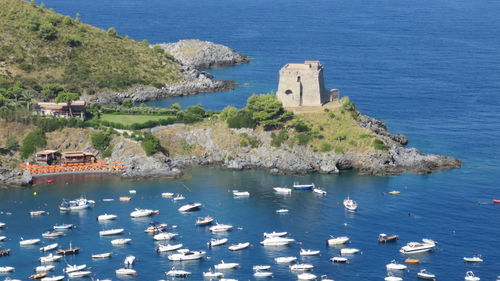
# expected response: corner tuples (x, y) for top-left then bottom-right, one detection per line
(56, 242), (79, 255)
(0, 249), (10, 256)
(260, 237), (295, 246)
(386, 260), (407, 270)
(119, 196), (131, 201)
(115, 268), (136, 275)
(297, 273), (317, 280)
(0, 266), (14, 272)
(165, 267), (191, 277)
(178, 203), (202, 212)
(0, 236), (6, 241)
(144, 223), (168, 233)
(290, 263), (314, 271)
(340, 248), (360, 255)
(400, 239), (436, 254)
(465, 271), (480, 281)
(327, 236), (349, 246)
(153, 232), (178, 241)
(343, 196), (357, 211)
(30, 210), (47, 216)
(417, 269), (436, 279)
(330, 256), (348, 263)
(232, 190), (250, 197)
(254, 270), (273, 278)
(219, 279), (238, 281)
(274, 256), (297, 263)
(63, 264), (86, 273)
(92, 252), (112, 259)
(405, 258), (420, 264)
(263, 231), (287, 238)
(203, 268), (224, 278)
(378, 233), (398, 243)
(320, 275), (334, 281)
(30, 272), (47, 279)
(40, 276), (64, 281)
(385, 275), (403, 281)
(173, 194), (185, 201)
(293, 182), (314, 190)
(39, 253), (63, 263)
(0, 222), (5, 228)
(124, 255), (136, 267)
(215, 260), (239, 270)
(313, 187), (327, 195)
(129, 189), (136, 194)
(42, 231), (64, 238)
(130, 208), (155, 218)
(196, 216), (214, 226)
(111, 238), (131, 245)
(97, 214), (117, 221)
(162, 192), (174, 198)
(276, 209), (289, 213)
(59, 197), (95, 211)
(102, 198), (114, 202)
(53, 224), (73, 230)
(35, 265), (55, 272)
(40, 243), (58, 252)
(157, 243), (183, 252)
(168, 249), (205, 261)
(253, 265), (271, 271)
(388, 190), (400, 195)
(273, 187), (292, 193)
(67, 270), (91, 278)
(207, 238), (228, 247)
(99, 228), (124, 236)
(20, 238), (41, 245)
(300, 249), (320, 256)
(228, 242), (250, 251)
(210, 223), (233, 233)
(464, 255), (483, 262)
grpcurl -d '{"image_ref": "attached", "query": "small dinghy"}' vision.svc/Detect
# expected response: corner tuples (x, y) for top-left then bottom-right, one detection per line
(153, 232), (178, 241)
(203, 268), (224, 278)
(263, 231), (287, 238)
(29, 272), (47, 279)
(196, 216), (214, 226)
(209, 223), (233, 233)
(232, 190), (250, 197)
(207, 238), (228, 247)
(253, 265), (271, 271)
(115, 268), (137, 275)
(92, 252), (112, 259)
(67, 271), (91, 278)
(417, 269), (436, 280)
(386, 260), (407, 270)
(0, 236), (6, 242)
(465, 271), (480, 281)
(0, 266), (15, 272)
(35, 265), (55, 272)
(330, 256), (348, 263)
(97, 214), (117, 221)
(385, 275), (403, 281)
(300, 249), (320, 256)
(20, 238), (41, 246)
(129, 190), (136, 194)
(313, 188), (327, 195)
(111, 238), (131, 245)
(464, 254), (483, 262)
(53, 224), (73, 230)
(343, 196), (357, 211)
(173, 194), (185, 201)
(327, 236), (349, 246)
(42, 231), (64, 239)
(276, 209), (289, 214)
(168, 249), (205, 261)
(130, 208), (155, 218)
(290, 263), (314, 271)
(157, 243), (183, 252)
(39, 253), (63, 263)
(144, 222), (168, 233)
(0, 249), (10, 256)
(405, 258), (421, 264)
(0, 222), (5, 228)
(40, 243), (58, 252)
(162, 192), (174, 198)
(378, 233), (398, 243)
(297, 273), (317, 280)
(124, 255), (136, 267)
(102, 198), (114, 202)
(40, 275), (64, 281)
(63, 264), (86, 273)
(178, 203), (202, 212)
(340, 248), (360, 255)
(273, 187), (292, 193)
(119, 196), (131, 201)
(254, 270), (273, 278)
(388, 190), (400, 195)
(214, 260), (239, 270)
(274, 256), (297, 263)
(30, 210), (47, 216)
(165, 267), (190, 277)
(99, 228), (124, 236)
(228, 242), (250, 251)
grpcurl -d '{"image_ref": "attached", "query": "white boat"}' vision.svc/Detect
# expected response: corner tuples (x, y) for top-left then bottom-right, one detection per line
(168, 249), (205, 261)
(273, 187), (292, 193)
(92, 252), (112, 259)
(124, 255), (136, 267)
(417, 269), (436, 279)
(219, 279), (237, 281)
(97, 214), (117, 221)
(63, 264), (86, 273)
(178, 203), (202, 212)
(53, 224), (73, 230)
(327, 236), (349, 246)
(129, 189), (136, 194)
(130, 208), (154, 218)
(400, 239), (436, 254)
(263, 231), (287, 238)
(111, 238), (131, 245)
(30, 210), (47, 216)
(214, 260), (239, 270)
(330, 256), (348, 263)
(102, 198), (114, 202)
(165, 268), (191, 277)
(207, 238), (228, 247)
(196, 216), (214, 226)
(290, 263), (314, 271)
(297, 273), (317, 280)
(320, 275), (334, 281)
(210, 223), (233, 233)
(35, 265), (55, 272)
(157, 243), (183, 252)
(153, 232), (178, 241)
(274, 256), (297, 263)
(228, 242), (250, 251)
(293, 182), (314, 190)
(313, 188), (327, 195)
(464, 255), (483, 262)
(260, 237), (295, 246)
(39, 253), (63, 263)
(0, 222), (5, 228)
(254, 270), (273, 278)
(203, 268), (224, 278)
(42, 231), (64, 238)
(115, 268), (136, 275)
(0, 266), (14, 273)
(385, 276), (403, 281)
(161, 192), (174, 198)
(232, 190), (250, 197)
(0, 235), (5, 241)
(173, 194), (185, 201)
(465, 271), (480, 281)
(41, 276), (64, 281)
(340, 248), (360, 255)
(253, 265), (271, 271)
(343, 196), (357, 211)
(20, 238), (41, 245)
(300, 249), (320, 256)
(144, 223), (168, 233)
(40, 243), (58, 252)
(276, 209), (289, 213)
(59, 197), (95, 211)
(99, 228), (124, 236)
(386, 260), (407, 270)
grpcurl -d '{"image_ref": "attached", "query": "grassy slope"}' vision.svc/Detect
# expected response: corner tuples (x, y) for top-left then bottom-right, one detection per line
(0, 0), (180, 93)
(100, 114), (171, 125)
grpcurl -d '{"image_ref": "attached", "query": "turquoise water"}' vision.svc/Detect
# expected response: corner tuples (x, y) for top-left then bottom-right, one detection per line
(2, 0), (500, 279)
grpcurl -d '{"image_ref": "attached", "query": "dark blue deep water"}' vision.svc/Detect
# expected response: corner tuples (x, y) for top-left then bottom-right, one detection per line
(2, 0), (500, 280)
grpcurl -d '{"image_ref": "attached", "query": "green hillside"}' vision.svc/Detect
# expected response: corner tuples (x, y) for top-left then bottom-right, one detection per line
(0, 0), (181, 94)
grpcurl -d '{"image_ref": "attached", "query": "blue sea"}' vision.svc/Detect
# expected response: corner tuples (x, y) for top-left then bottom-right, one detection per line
(2, 0), (500, 279)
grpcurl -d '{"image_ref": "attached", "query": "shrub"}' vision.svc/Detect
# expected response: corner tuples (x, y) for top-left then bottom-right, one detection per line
(335, 146), (345, 154)
(101, 144), (113, 158)
(295, 133), (311, 146)
(5, 136), (19, 151)
(227, 110), (256, 129)
(63, 35), (82, 47)
(333, 131), (347, 141)
(121, 98), (134, 108)
(107, 27), (118, 37)
(219, 106), (238, 120)
(141, 133), (161, 156)
(292, 119), (310, 132)
(239, 133), (260, 148)
(91, 131), (112, 150)
(41, 83), (65, 99)
(319, 142), (333, 152)
(373, 139), (389, 151)
(271, 129), (288, 147)
(20, 128), (46, 158)
(38, 22), (57, 40)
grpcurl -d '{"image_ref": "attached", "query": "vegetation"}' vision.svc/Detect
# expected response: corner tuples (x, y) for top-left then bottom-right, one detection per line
(373, 139), (389, 151)
(141, 133), (161, 156)
(20, 128), (46, 158)
(100, 114), (175, 126)
(91, 131), (112, 150)
(239, 133), (260, 148)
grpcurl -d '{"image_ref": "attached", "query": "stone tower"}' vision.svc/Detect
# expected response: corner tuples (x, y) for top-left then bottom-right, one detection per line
(276, 61), (338, 107)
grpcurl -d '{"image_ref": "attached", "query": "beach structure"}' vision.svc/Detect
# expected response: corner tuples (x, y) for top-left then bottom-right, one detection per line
(35, 101), (86, 118)
(35, 150), (61, 165)
(276, 61), (339, 107)
(35, 150), (96, 165)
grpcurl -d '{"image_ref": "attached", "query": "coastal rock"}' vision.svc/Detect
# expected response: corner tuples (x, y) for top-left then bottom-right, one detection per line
(359, 115), (408, 145)
(157, 39), (250, 69)
(0, 168), (32, 187)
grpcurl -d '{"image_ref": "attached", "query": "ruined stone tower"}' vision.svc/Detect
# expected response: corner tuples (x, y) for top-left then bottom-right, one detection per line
(276, 61), (338, 107)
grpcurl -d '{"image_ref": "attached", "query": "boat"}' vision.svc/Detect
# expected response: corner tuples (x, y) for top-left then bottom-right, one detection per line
(253, 265), (271, 271)
(53, 224), (73, 230)
(29, 272), (47, 279)
(20, 238), (41, 245)
(210, 223), (233, 233)
(173, 194), (185, 201)
(63, 264), (86, 273)
(153, 232), (178, 241)
(343, 196), (357, 211)
(378, 233), (398, 243)
(464, 254), (483, 262)
(263, 231), (287, 238)
(162, 192), (174, 198)
(157, 243), (183, 252)
(260, 237), (295, 246)
(40, 243), (58, 252)
(0, 249), (11, 256)
(168, 249), (205, 261)
(39, 254), (62, 263)
(313, 187), (327, 195)
(102, 198), (114, 202)
(129, 189), (136, 194)
(417, 269), (436, 280)
(254, 270), (273, 278)
(405, 258), (420, 264)
(386, 260), (407, 270)
(330, 256), (348, 263)
(40, 276), (64, 281)
(99, 228), (124, 236)
(35, 265), (55, 272)
(274, 256), (297, 263)
(388, 190), (400, 195)
(92, 252), (112, 259)
(273, 187), (292, 193)
(297, 273), (317, 280)
(207, 238), (228, 247)
(165, 268), (191, 277)
(0, 236), (6, 241)
(178, 203), (202, 212)
(0, 222), (5, 228)
(30, 210), (46, 216)
(327, 236), (350, 246)
(124, 255), (136, 267)
(56, 242), (79, 255)
(493, 199), (500, 203)
(42, 231), (64, 238)
(228, 242), (250, 251)
(400, 238), (436, 254)
(0, 266), (14, 272)
(196, 216), (214, 226)
(290, 264), (314, 271)
(232, 190), (250, 197)
(119, 196), (131, 201)
(465, 271), (480, 281)
(67, 271), (91, 278)
(203, 268), (224, 278)
(340, 248), (360, 255)
(293, 182), (314, 190)
(115, 268), (136, 275)
(276, 209), (289, 213)
(144, 222), (168, 233)
(130, 208), (155, 218)
(59, 197), (95, 211)
(385, 275), (403, 281)
(300, 249), (320, 256)
(214, 260), (239, 270)
(111, 238), (131, 245)
(97, 214), (117, 221)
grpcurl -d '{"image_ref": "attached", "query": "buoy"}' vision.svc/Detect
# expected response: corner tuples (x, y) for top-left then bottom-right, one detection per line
(33, 192), (37, 196)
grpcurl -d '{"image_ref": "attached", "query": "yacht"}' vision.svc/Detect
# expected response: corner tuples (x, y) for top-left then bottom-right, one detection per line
(276, 209), (289, 214)
(97, 214), (117, 221)
(41, 275), (64, 281)
(327, 236), (350, 246)
(157, 243), (183, 252)
(168, 249), (205, 261)
(67, 270), (92, 278)
(343, 196), (357, 211)
(214, 260), (239, 270)
(63, 264), (86, 273)
(144, 223), (168, 233)
(130, 208), (155, 218)
(99, 228), (124, 236)
(207, 238), (228, 247)
(162, 192), (174, 198)
(178, 203), (202, 212)
(153, 232), (178, 241)
(400, 238), (436, 254)
(386, 260), (407, 270)
(260, 237), (295, 246)
(30, 210), (47, 216)
(173, 194), (185, 201)
(59, 197), (95, 211)
(209, 223), (233, 233)
(300, 249), (320, 256)
(111, 238), (131, 245)
(464, 254), (483, 262)
(165, 268), (191, 277)
(313, 187), (327, 195)
(0, 266), (15, 273)
(0, 236), (5, 241)
(263, 231), (287, 238)
(40, 243), (58, 252)
(378, 233), (398, 243)
(290, 263), (314, 271)
(330, 256), (348, 263)
(228, 242), (250, 251)
(253, 265), (271, 271)
(385, 275), (403, 281)
(0, 222), (5, 228)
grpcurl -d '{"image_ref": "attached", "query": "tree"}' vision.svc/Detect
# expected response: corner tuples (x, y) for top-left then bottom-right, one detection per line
(20, 129), (46, 159)
(245, 94), (293, 130)
(41, 83), (65, 99)
(220, 106), (238, 120)
(55, 92), (80, 117)
(5, 136), (19, 151)
(122, 98), (134, 108)
(38, 22), (57, 41)
(107, 27), (118, 37)
(141, 133), (161, 156)
(20, 90), (34, 111)
(91, 131), (112, 150)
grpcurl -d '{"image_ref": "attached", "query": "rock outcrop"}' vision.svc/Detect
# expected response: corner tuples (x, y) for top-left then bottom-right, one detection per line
(0, 168), (32, 186)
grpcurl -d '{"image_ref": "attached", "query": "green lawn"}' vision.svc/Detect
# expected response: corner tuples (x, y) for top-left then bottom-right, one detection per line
(101, 114), (170, 125)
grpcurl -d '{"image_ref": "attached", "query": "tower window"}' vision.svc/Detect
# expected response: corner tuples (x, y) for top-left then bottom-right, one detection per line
(297, 76), (301, 82)
(285, 90), (293, 95)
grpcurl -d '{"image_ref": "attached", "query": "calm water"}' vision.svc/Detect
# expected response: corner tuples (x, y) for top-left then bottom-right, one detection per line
(2, 0), (500, 279)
